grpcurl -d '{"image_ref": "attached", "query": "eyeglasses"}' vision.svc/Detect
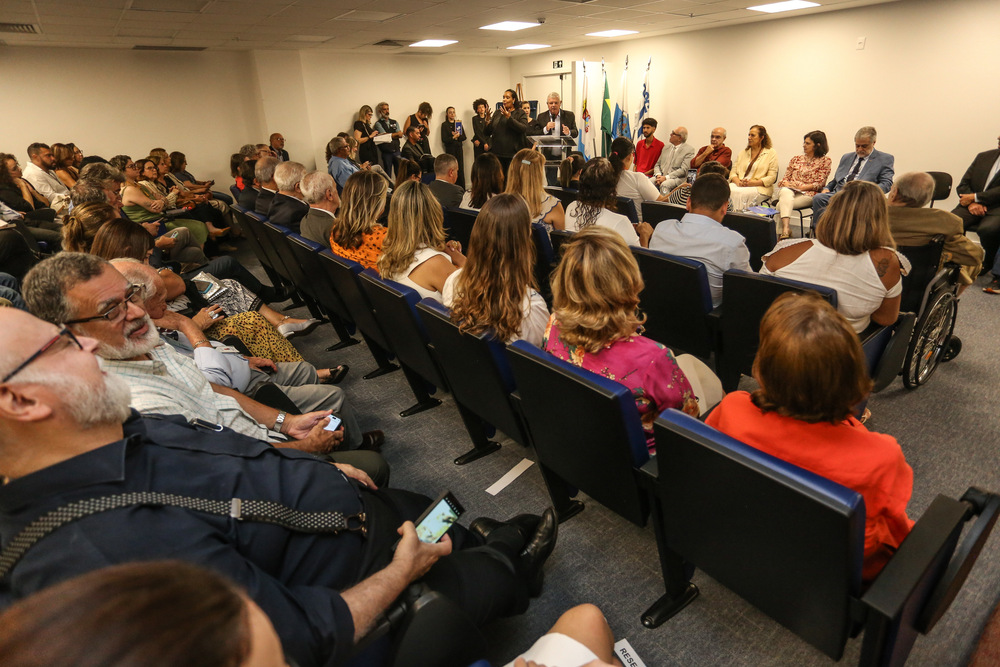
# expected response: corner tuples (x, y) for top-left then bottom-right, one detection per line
(710, 135), (723, 139)
(126, 163), (137, 170)
(2, 327), (83, 383)
(65, 284), (144, 325)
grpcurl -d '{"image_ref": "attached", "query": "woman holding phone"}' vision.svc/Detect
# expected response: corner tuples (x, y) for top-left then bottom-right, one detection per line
(487, 89), (530, 175)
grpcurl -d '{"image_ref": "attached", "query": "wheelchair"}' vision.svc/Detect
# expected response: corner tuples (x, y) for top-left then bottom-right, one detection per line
(896, 234), (963, 389)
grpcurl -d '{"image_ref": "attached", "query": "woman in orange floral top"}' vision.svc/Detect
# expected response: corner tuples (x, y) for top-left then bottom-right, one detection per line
(329, 171), (389, 271)
(775, 130), (833, 240)
(543, 226), (700, 453)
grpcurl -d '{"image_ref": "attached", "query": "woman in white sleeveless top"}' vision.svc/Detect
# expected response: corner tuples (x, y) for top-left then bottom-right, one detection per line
(377, 180), (464, 300)
(760, 181), (910, 333)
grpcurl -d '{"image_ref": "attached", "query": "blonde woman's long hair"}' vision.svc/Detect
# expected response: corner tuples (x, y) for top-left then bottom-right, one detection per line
(449, 194), (536, 341)
(815, 180), (895, 255)
(377, 180), (446, 279)
(505, 148), (546, 219)
(334, 171), (388, 250)
(551, 226), (645, 353)
(61, 202), (117, 253)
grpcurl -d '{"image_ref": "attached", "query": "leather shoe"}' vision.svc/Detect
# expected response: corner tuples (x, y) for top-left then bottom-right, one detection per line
(469, 516), (504, 542)
(262, 284), (296, 303)
(519, 507), (557, 597)
(470, 513), (540, 543)
(322, 364), (349, 385)
(359, 430), (384, 452)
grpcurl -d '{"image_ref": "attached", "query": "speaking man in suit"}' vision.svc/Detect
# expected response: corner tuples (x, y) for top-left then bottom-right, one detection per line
(952, 134), (1000, 276)
(530, 92), (577, 160)
(810, 126), (894, 224)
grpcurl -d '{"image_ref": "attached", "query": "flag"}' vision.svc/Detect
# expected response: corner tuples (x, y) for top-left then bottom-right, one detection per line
(634, 57), (651, 142)
(612, 56), (630, 141)
(579, 62), (591, 158)
(601, 60), (612, 156)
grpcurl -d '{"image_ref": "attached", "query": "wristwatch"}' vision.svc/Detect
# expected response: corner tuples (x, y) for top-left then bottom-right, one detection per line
(273, 411), (287, 432)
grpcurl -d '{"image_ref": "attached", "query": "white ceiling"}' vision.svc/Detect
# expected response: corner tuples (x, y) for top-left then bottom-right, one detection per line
(0, 0), (895, 55)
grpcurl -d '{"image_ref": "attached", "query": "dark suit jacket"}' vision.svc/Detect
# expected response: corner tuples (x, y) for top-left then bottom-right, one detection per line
(275, 149), (290, 162)
(401, 142), (434, 172)
(487, 108), (531, 157)
(237, 185), (259, 210)
(530, 110), (579, 139)
(300, 208), (334, 249)
(956, 149), (1000, 209)
(254, 188), (276, 216)
(427, 179), (464, 209)
(826, 149), (894, 194)
(267, 193), (309, 232)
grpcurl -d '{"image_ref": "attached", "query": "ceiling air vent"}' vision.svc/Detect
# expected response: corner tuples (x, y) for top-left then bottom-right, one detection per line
(0, 23), (38, 34)
(132, 45), (207, 51)
(373, 39), (405, 47)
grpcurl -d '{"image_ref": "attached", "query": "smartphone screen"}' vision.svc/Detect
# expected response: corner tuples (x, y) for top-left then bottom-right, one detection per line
(686, 169), (698, 184)
(414, 492), (463, 543)
(323, 415), (343, 432)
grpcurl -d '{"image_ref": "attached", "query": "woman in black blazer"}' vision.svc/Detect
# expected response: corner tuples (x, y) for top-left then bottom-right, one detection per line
(471, 97), (492, 159)
(487, 89), (530, 176)
(441, 106), (468, 189)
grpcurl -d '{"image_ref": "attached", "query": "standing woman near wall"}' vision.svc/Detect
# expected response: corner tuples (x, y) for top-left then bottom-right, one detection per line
(441, 106), (468, 189)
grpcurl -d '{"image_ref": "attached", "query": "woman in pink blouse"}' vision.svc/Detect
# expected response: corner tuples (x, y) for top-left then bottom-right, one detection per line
(775, 130), (832, 240)
(543, 226), (700, 453)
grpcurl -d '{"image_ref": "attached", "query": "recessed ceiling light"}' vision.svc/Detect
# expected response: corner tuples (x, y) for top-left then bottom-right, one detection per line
(507, 43), (551, 50)
(586, 29), (638, 37)
(747, 0), (819, 13)
(480, 21), (540, 31)
(409, 39), (458, 47)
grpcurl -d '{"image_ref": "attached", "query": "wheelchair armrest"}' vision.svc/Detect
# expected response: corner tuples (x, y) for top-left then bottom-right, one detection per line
(871, 312), (916, 393)
(858, 494), (971, 665)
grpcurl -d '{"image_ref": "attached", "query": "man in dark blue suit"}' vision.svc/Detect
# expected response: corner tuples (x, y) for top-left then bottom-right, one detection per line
(811, 126), (894, 224)
(267, 161), (309, 233)
(952, 134), (1000, 282)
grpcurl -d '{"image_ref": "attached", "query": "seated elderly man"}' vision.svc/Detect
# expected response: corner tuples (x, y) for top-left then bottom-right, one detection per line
(0, 306), (558, 667)
(267, 161), (310, 232)
(887, 171), (984, 290)
(21, 253), (382, 465)
(300, 171), (339, 249)
(328, 136), (361, 190)
(254, 156), (279, 216)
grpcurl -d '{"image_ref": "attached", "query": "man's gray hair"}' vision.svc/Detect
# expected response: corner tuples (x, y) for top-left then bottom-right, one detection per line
(892, 172), (935, 208)
(274, 161), (306, 192)
(376, 101), (389, 116)
(70, 179), (109, 207)
(255, 156), (279, 184)
(677, 126), (689, 142)
(300, 171), (335, 204)
(79, 162), (124, 185)
(547, 92), (561, 102)
(434, 153), (458, 176)
(239, 143), (258, 159)
(109, 258), (155, 300)
(23, 253), (110, 324)
(328, 136), (350, 156)
(855, 126), (877, 143)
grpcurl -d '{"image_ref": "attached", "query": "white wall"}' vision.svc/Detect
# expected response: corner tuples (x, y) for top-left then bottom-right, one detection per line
(1, 46), (264, 185)
(509, 0), (1000, 208)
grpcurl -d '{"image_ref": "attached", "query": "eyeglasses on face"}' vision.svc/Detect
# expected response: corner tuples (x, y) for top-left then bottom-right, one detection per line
(65, 284), (144, 325)
(2, 326), (83, 383)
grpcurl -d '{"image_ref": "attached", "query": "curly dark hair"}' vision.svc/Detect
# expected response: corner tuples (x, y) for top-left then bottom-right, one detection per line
(575, 158), (618, 229)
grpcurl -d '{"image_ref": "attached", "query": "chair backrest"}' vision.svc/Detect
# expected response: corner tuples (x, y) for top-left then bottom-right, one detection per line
(653, 409), (864, 660)
(508, 340), (651, 526)
(288, 234), (354, 326)
(263, 221), (307, 287)
(442, 208), (478, 256)
(897, 235), (946, 314)
(720, 211), (778, 271)
(549, 229), (574, 261)
(530, 222), (555, 303)
(417, 299), (530, 446)
(358, 271), (448, 389)
(544, 163), (560, 186)
(238, 209), (286, 277)
(615, 196), (640, 225)
(318, 251), (390, 350)
(642, 201), (687, 227)
(631, 247), (715, 358)
(718, 270), (837, 391)
(543, 186), (577, 210)
(229, 184), (241, 201)
(927, 171), (953, 207)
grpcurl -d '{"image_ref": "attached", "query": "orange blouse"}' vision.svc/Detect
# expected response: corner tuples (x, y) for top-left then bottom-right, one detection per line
(330, 225), (388, 272)
(706, 391), (914, 581)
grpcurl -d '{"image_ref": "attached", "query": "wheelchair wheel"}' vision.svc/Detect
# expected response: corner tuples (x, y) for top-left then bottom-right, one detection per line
(903, 289), (958, 389)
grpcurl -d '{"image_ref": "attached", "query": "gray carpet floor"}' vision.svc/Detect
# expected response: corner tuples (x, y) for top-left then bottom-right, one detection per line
(247, 241), (1000, 667)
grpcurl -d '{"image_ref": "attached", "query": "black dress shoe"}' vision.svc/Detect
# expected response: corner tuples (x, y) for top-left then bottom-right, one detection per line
(519, 507), (558, 597)
(359, 430), (385, 452)
(469, 516), (504, 542)
(469, 513), (540, 543)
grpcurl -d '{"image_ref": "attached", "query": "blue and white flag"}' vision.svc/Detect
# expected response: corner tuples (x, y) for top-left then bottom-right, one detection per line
(612, 56), (630, 140)
(579, 62), (591, 158)
(634, 58), (651, 142)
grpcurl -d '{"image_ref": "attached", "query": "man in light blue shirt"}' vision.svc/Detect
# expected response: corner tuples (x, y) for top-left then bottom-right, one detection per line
(649, 173), (751, 306)
(326, 136), (359, 190)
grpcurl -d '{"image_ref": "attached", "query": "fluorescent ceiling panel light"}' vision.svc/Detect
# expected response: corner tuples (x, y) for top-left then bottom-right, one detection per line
(409, 39), (457, 47)
(586, 29), (638, 37)
(747, 0), (819, 13)
(507, 43), (550, 50)
(480, 21), (539, 31)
